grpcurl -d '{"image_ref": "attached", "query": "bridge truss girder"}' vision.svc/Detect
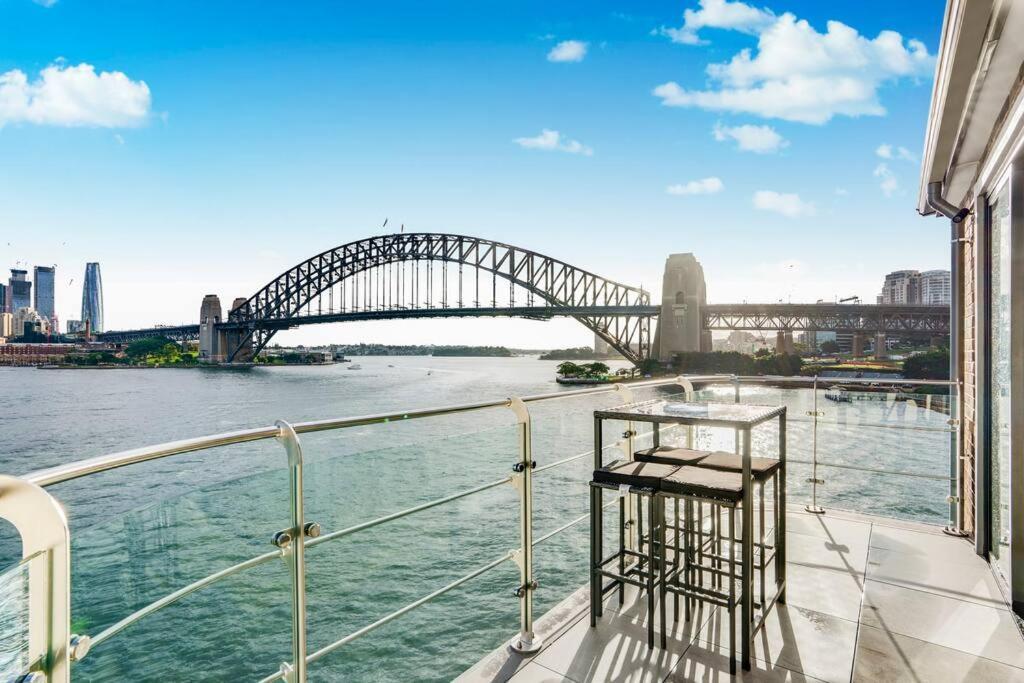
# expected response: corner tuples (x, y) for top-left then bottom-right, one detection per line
(227, 233), (653, 363)
(702, 304), (950, 335)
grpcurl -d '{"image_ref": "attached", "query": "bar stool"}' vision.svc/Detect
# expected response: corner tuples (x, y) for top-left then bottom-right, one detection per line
(590, 460), (676, 648)
(693, 452), (782, 610)
(657, 466), (746, 670)
(636, 447), (782, 615)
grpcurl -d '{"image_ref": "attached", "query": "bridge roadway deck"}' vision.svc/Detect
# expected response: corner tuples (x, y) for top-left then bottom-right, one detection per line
(97, 303), (950, 344)
(97, 305), (661, 342)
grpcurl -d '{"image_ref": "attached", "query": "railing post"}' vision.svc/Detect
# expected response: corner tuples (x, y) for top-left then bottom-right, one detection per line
(275, 420), (309, 682)
(805, 376), (825, 514)
(613, 384), (638, 554)
(0, 475), (75, 682)
(507, 398), (542, 654)
(675, 376), (695, 447)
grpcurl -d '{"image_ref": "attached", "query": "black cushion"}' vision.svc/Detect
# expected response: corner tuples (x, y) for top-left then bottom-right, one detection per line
(662, 466), (744, 503)
(593, 461), (679, 490)
(634, 446), (711, 466)
(695, 452), (781, 481)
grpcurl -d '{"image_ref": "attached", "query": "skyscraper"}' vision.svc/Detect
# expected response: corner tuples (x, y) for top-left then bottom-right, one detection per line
(8, 269), (31, 312)
(33, 265), (55, 322)
(0, 283), (6, 314)
(81, 262), (104, 333)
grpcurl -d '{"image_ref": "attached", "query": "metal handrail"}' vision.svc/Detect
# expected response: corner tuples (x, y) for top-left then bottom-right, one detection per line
(25, 376), (703, 488)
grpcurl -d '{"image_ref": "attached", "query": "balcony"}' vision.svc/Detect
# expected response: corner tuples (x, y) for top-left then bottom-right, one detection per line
(2, 375), (1020, 682)
(461, 506), (1020, 682)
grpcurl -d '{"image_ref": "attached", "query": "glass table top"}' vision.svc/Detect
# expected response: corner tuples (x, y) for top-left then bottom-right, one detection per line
(594, 399), (785, 427)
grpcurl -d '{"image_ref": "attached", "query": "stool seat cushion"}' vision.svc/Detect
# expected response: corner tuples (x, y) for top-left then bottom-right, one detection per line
(593, 461), (679, 490)
(662, 466), (744, 503)
(634, 446), (711, 466)
(695, 452), (781, 481)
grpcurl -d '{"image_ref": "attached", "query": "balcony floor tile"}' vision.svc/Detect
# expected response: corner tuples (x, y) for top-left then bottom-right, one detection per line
(852, 624), (1024, 682)
(860, 580), (1024, 668)
(463, 510), (1023, 683)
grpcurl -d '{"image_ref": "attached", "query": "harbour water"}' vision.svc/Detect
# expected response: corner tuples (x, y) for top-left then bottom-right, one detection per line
(0, 358), (953, 681)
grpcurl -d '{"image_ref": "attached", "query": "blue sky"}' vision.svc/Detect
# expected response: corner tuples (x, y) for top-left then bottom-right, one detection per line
(0, 0), (947, 347)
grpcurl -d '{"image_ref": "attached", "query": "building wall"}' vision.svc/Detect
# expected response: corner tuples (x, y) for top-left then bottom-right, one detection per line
(920, 269), (952, 305)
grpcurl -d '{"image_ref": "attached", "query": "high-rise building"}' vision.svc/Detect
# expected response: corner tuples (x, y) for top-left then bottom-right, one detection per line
(33, 265), (55, 322)
(8, 269), (31, 312)
(0, 282), (6, 314)
(66, 319), (84, 334)
(878, 269), (952, 305)
(878, 270), (921, 304)
(919, 270), (952, 305)
(0, 311), (12, 338)
(81, 262), (104, 333)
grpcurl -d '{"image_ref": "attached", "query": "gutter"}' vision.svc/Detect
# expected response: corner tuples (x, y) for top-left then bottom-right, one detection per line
(926, 181), (969, 538)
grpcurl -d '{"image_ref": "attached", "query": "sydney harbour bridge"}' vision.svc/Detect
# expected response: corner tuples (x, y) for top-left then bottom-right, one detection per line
(97, 232), (950, 364)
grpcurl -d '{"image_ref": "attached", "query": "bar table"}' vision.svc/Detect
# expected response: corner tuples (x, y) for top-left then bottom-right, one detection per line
(592, 398), (787, 670)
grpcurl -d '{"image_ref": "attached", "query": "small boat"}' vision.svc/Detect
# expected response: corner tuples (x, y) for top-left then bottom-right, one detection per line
(348, 364), (362, 370)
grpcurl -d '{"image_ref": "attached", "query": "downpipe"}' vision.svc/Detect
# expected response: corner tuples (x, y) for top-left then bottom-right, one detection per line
(925, 181), (969, 538)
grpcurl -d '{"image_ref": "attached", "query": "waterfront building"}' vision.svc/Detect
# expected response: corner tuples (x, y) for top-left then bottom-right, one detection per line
(33, 265), (56, 322)
(0, 282), (6, 313)
(66, 319), (84, 334)
(919, 0), (1024, 617)
(7, 269), (31, 312)
(0, 311), (11, 338)
(920, 269), (952, 305)
(11, 306), (48, 338)
(81, 262), (104, 333)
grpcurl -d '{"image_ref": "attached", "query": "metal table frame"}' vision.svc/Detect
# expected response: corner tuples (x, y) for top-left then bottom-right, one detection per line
(591, 398), (787, 670)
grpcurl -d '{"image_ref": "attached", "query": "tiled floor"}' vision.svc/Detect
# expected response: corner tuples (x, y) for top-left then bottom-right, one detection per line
(458, 507), (1024, 683)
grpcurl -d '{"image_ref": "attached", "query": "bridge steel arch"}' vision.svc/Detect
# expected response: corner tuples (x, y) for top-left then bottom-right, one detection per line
(226, 233), (653, 363)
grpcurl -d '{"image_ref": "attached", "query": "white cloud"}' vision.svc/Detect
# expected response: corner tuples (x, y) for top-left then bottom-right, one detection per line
(113, 133), (124, 145)
(877, 142), (916, 162)
(514, 129), (593, 155)
(835, 187), (849, 196)
(547, 40), (588, 63)
(712, 121), (788, 153)
(33, 0), (58, 6)
(0, 62), (150, 128)
(874, 162), (899, 196)
(656, 0), (775, 45)
(753, 190), (815, 217)
(653, 13), (934, 124)
(667, 177), (724, 195)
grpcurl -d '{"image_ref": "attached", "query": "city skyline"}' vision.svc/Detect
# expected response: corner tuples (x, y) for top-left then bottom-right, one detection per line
(1, 0), (948, 347)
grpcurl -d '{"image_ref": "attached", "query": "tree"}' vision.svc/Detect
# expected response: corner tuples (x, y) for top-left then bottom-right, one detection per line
(903, 348), (949, 379)
(820, 340), (840, 354)
(125, 336), (177, 359)
(754, 347), (772, 358)
(556, 361), (581, 376)
(584, 362), (610, 376)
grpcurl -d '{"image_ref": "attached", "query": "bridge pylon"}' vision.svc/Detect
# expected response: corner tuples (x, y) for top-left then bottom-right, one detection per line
(653, 253), (710, 362)
(199, 295), (226, 363)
